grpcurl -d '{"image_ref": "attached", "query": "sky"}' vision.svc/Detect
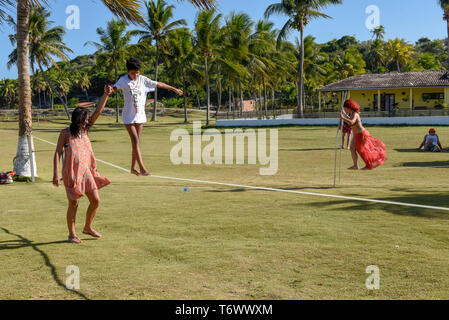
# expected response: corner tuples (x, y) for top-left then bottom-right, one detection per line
(0, 0), (446, 79)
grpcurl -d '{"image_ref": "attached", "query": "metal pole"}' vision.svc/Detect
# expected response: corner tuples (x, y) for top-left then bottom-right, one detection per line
(334, 91), (347, 187)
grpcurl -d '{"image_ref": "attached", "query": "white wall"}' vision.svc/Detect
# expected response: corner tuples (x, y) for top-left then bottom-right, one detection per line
(216, 116), (449, 127)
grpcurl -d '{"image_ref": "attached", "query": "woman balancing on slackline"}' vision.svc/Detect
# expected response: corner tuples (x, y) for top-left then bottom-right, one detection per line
(340, 99), (387, 170)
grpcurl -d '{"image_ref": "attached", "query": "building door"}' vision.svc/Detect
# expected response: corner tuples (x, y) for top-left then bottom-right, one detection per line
(384, 94), (395, 116)
(373, 94), (395, 115)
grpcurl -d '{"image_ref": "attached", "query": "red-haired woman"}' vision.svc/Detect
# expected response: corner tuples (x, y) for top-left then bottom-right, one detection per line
(340, 99), (387, 170)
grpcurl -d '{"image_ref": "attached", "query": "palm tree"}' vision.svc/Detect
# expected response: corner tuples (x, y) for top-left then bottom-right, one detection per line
(385, 38), (414, 72)
(77, 72), (91, 102)
(438, 0), (449, 66)
(135, 0), (186, 121)
(8, 6), (73, 118)
(222, 12), (254, 116)
(165, 28), (199, 122)
(195, 9), (222, 125)
(265, 0), (343, 117)
(249, 19), (278, 114)
(1, 79), (18, 108)
(2, 0), (216, 178)
(371, 25), (385, 41)
(85, 19), (135, 122)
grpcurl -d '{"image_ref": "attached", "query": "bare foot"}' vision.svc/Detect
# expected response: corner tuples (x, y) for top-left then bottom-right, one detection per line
(348, 165), (359, 170)
(83, 228), (102, 238)
(131, 169), (140, 176)
(140, 170), (151, 176)
(68, 235), (82, 244)
(347, 146), (351, 150)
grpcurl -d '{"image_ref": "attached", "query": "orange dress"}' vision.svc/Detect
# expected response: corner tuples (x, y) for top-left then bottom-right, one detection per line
(62, 129), (110, 200)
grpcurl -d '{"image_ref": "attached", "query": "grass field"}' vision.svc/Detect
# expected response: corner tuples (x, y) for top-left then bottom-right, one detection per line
(1, 110), (449, 300)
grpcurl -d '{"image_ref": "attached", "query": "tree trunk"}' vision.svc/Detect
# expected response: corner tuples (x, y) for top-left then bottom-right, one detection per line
(151, 42), (160, 121)
(43, 90), (47, 107)
(14, 0), (37, 178)
(182, 72), (188, 123)
(271, 87), (275, 115)
(263, 77), (267, 114)
(38, 63), (70, 119)
(238, 78), (243, 115)
(38, 90), (41, 109)
(85, 88), (89, 102)
(396, 58), (401, 72)
(205, 55), (210, 126)
(215, 72), (222, 117)
(298, 24), (305, 118)
(194, 86), (201, 109)
(228, 86), (232, 113)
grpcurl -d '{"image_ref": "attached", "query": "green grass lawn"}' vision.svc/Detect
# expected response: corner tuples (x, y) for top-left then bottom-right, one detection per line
(1, 110), (449, 300)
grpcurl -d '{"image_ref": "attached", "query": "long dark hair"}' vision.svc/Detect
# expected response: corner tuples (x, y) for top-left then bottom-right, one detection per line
(70, 107), (90, 138)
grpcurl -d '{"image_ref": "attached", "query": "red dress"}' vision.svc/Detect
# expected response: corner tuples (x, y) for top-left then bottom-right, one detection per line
(342, 123), (352, 134)
(355, 129), (387, 170)
(63, 129), (110, 200)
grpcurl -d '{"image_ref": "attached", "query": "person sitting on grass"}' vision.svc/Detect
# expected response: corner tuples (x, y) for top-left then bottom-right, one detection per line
(112, 57), (183, 176)
(53, 85), (113, 244)
(418, 128), (442, 152)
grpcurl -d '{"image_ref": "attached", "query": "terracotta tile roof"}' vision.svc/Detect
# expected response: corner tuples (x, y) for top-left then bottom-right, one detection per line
(318, 70), (449, 92)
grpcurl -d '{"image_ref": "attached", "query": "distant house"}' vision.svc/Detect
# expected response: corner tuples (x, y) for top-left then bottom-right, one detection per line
(317, 70), (449, 113)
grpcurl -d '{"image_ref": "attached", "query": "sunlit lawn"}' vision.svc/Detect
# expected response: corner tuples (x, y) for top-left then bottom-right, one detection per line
(1, 110), (449, 299)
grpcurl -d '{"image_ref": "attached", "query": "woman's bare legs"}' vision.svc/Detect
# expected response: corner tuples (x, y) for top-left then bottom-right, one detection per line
(67, 199), (82, 243)
(125, 124), (150, 176)
(341, 133), (345, 149)
(348, 136), (359, 170)
(83, 189), (102, 238)
(347, 133), (351, 149)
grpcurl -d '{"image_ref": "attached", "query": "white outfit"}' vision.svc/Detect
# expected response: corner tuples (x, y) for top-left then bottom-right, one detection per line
(425, 135), (438, 146)
(114, 75), (158, 124)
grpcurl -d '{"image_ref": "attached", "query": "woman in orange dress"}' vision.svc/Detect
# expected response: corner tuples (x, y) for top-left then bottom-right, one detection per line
(340, 99), (387, 170)
(53, 85), (113, 243)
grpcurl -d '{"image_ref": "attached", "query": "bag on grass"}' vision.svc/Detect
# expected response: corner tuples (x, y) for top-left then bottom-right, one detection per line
(0, 171), (16, 185)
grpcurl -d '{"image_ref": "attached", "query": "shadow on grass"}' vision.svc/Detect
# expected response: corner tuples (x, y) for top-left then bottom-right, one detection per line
(394, 148), (448, 153)
(306, 193), (449, 220)
(280, 148), (335, 152)
(398, 160), (449, 168)
(0, 227), (90, 300)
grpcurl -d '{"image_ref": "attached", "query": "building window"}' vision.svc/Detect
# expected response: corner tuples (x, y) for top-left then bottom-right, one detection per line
(422, 93), (444, 100)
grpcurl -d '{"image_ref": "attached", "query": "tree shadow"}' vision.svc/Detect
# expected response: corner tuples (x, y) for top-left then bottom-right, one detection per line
(305, 193), (449, 220)
(398, 160), (449, 168)
(280, 148), (335, 152)
(0, 227), (90, 300)
(395, 148), (448, 153)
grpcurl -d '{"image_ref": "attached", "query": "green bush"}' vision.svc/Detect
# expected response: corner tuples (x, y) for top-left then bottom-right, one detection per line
(69, 97), (79, 108)
(54, 104), (65, 110)
(162, 97), (184, 109)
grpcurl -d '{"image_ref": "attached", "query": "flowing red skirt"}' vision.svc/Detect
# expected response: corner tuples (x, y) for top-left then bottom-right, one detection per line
(355, 130), (386, 170)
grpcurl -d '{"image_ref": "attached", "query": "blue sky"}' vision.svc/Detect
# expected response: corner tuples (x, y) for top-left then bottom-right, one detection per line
(0, 0), (446, 79)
